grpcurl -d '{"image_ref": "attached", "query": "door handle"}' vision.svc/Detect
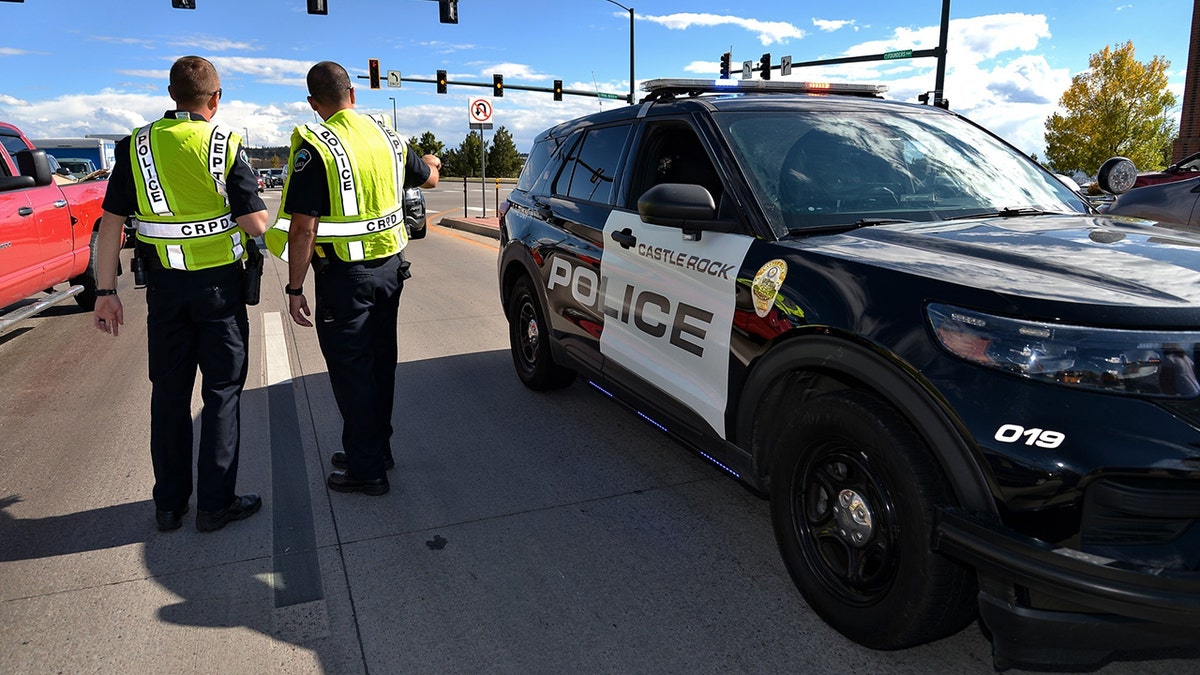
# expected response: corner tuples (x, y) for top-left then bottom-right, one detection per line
(54, 199), (68, 208)
(610, 228), (637, 249)
(18, 206), (33, 217)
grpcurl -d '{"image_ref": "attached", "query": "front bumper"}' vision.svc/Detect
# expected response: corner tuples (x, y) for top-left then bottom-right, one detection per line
(935, 507), (1200, 668)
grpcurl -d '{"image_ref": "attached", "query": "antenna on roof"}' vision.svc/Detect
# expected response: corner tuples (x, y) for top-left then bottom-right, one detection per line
(592, 72), (603, 111)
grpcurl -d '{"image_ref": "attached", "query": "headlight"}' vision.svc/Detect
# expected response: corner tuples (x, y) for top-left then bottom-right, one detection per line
(927, 303), (1200, 398)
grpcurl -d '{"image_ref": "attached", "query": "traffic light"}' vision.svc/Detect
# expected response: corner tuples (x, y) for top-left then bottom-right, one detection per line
(171, 0), (195, 8)
(306, 0), (327, 14)
(436, 70), (447, 94)
(760, 53), (771, 80)
(719, 52), (731, 79)
(438, 0), (458, 24)
(368, 58), (380, 90)
(553, 79), (563, 102)
(493, 74), (503, 98)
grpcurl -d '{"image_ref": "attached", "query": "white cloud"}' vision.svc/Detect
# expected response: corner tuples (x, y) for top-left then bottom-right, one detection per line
(88, 36), (156, 49)
(480, 63), (550, 82)
(116, 69), (169, 80)
(775, 13), (1066, 157)
(207, 56), (315, 88)
(172, 36), (261, 52)
(418, 40), (479, 54)
(812, 18), (857, 33)
(0, 90), (167, 139)
(641, 12), (804, 46)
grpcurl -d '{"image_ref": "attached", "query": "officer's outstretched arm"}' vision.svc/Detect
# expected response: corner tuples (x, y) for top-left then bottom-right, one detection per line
(421, 154), (441, 188)
(237, 209), (270, 238)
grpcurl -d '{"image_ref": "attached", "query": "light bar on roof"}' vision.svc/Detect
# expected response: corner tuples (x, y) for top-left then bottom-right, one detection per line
(640, 78), (887, 96)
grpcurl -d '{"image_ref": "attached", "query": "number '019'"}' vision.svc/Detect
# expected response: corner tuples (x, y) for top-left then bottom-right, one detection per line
(994, 424), (1065, 449)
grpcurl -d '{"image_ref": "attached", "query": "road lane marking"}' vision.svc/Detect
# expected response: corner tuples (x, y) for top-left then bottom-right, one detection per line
(263, 312), (327, 633)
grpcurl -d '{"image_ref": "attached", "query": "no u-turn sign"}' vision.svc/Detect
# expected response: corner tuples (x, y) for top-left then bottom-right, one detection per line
(468, 98), (493, 125)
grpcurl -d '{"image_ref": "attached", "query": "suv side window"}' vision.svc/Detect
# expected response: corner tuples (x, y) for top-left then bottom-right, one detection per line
(627, 121), (724, 211)
(516, 133), (572, 195)
(553, 125), (630, 204)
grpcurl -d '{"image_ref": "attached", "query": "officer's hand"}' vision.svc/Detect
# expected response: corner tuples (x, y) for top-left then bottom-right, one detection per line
(289, 293), (312, 328)
(93, 295), (124, 337)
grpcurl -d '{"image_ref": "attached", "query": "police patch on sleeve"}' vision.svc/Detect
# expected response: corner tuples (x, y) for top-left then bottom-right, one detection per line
(293, 148), (312, 172)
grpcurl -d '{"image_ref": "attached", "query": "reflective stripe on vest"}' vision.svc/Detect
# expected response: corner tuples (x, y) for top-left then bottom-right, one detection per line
(135, 213), (236, 238)
(129, 118), (246, 271)
(265, 110), (407, 262)
(367, 114), (406, 204)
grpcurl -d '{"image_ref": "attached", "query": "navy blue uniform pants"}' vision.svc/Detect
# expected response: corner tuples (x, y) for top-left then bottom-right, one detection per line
(146, 262), (248, 513)
(314, 252), (404, 480)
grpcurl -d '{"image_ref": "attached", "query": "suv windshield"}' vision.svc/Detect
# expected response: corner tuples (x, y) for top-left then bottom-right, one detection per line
(714, 109), (1088, 232)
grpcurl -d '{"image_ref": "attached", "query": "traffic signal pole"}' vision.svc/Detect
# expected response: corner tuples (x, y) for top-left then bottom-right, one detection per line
(356, 73), (627, 102)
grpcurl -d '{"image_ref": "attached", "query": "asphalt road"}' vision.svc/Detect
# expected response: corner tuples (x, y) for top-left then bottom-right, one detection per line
(0, 192), (1192, 673)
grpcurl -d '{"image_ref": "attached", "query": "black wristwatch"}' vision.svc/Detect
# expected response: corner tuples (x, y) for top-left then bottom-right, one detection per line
(284, 284), (304, 296)
(95, 289), (118, 296)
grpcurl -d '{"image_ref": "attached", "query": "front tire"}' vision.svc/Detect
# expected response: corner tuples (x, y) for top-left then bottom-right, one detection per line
(507, 276), (575, 390)
(769, 390), (976, 649)
(70, 229), (100, 310)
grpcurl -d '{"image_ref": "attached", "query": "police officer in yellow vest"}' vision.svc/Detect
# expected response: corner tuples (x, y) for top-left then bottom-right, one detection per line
(92, 56), (270, 532)
(265, 61), (439, 496)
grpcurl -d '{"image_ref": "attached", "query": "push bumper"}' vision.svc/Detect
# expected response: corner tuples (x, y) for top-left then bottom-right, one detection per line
(935, 507), (1200, 668)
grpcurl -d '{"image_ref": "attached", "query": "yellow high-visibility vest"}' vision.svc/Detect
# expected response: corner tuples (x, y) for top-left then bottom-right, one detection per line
(130, 116), (248, 270)
(265, 110), (407, 262)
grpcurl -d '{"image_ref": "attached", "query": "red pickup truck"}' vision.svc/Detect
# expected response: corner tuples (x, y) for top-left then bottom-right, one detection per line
(0, 121), (113, 329)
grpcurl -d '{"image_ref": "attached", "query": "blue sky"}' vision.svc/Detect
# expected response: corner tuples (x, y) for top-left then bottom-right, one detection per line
(0, 0), (1192, 165)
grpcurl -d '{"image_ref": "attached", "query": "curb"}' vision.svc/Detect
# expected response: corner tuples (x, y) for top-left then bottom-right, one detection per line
(437, 217), (501, 240)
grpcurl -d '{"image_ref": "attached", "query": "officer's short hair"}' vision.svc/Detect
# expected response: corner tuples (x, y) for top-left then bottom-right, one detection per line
(170, 56), (220, 109)
(308, 61), (352, 106)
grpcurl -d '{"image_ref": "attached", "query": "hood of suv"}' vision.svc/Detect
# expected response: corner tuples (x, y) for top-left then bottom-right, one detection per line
(795, 213), (1200, 308)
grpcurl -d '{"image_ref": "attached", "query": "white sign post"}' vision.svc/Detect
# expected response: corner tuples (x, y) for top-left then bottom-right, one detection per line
(468, 98), (494, 217)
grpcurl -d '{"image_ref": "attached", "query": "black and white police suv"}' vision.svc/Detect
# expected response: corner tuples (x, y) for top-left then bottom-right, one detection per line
(496, 78), (1200, 669)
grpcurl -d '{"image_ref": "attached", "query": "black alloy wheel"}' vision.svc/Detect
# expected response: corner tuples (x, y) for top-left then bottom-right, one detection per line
(507, 276), (575, 390)
(769, 389), (976, 649)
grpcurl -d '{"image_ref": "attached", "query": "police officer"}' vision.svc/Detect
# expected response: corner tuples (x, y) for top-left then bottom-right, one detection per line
(92, 56), (269, 532)
(265, 61), (439, 496)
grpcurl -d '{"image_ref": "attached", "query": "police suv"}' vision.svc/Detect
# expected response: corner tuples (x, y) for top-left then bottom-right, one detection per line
(496, 79), (1200, 669)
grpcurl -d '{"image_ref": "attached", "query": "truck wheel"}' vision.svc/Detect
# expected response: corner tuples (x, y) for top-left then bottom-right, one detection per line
(70, 230), (100, 310)
(769, 390), (976, 649)
(508, 276), (575, 390)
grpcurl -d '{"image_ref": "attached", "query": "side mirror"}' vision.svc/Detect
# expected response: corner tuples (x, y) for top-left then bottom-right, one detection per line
(637, 183), (737, 235)
(1096, 157), (1138, 195)
(13, 148), (54, 187)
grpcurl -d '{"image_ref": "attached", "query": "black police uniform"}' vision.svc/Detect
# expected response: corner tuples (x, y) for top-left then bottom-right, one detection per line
(284, 139), (430, 480)
(103, 111), (265, 514)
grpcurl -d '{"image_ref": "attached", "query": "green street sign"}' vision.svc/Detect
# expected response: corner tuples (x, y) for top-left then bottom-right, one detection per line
(598, 92), (621, 100)
(883, 49), (914, 60)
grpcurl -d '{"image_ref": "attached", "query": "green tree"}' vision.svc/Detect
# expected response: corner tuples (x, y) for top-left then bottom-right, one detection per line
(407, 131), (445, 158)
(487, 126), (523, 177)
(1044, 41), (1176, 175)
(446, 131), (485, 177)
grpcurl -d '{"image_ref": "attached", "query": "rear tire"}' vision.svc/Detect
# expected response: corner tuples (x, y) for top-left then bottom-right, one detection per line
(507, 276), (575, 390)
(769, 389), (976, 649)
(70, 229), (100, 310)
